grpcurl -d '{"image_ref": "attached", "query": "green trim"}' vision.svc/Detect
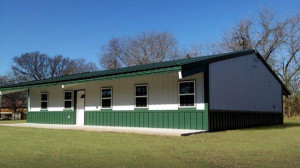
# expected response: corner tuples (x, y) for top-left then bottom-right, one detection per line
(101, 109), (113, 112)
(134, 108), (149, 112)
(0, 94), (2, 110)
(26, 89), (29, 113)
(40, 109), (48, 112)
(0, 66), (181, 92)
(63, 109), (74, 112)
(178, 107), (197, 111)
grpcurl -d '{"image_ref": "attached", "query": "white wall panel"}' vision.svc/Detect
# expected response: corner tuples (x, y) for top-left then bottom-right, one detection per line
(29, 72), (205, 111)
(209, 54), (282, 112)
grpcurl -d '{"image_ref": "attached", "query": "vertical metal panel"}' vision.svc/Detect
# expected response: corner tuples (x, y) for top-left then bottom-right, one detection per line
(29, 72), (205, 112)
(209, 111), (283, 131)
(27, 111), (75, 124)
(83, 109), (208, 130)
(209, 54), (282, 112)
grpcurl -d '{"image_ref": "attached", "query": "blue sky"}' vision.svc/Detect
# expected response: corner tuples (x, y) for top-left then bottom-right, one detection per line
(0, 0), (299, 75)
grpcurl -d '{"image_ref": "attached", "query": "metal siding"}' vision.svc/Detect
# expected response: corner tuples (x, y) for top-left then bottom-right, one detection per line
(29, 72), (205, 112)
(209, 54), (282, 112)
(84, 109), (207, 130)
(27, 111), (74, 124)
(27, 72), (209, 129)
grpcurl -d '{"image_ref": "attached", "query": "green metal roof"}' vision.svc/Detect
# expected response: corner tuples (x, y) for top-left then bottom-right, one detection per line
(0, 49), (290, 95)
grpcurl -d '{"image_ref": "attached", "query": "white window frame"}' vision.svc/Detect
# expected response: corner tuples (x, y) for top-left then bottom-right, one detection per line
(64, 91), (73, 110)
(178, 80), (196, 108)
(40, 92), (48, 110)
(101, 87), (112, 109)
(135, 84), (148, 108)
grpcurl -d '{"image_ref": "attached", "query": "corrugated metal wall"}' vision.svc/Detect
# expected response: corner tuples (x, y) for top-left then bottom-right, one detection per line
(208, 54), (284, 131)
(27, 72), (208, 130)
(27, 111), (74, 124)
(29, 72), (205, 112)
(209, 111), (283, 131)
(84, 109), (208, 130)
(209, 54), (282, 112)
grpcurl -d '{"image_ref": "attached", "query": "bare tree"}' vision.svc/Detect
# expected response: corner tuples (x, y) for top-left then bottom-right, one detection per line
(220, 19), (253, 52)
(48, 55), (73, 78)
(12, 52), (99, 81)
(212, 8), (300, 117)
(12, 52), (49, 81)
(68, 58), (98, 74)
(99, 31), (178, 68)
(278, 14), (300, 117)
(182, 43), (203, 58)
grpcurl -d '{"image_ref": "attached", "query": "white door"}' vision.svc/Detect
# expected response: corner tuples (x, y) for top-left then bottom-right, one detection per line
(76, 90), (85, 125)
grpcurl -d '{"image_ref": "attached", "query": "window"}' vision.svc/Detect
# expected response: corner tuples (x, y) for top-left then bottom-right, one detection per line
(41, 92), (48, 109)
(101, 88), (112, 108)
(135, 85), (148, 108)
(64, 91), (72, 109)
(179, 81), (195, 107)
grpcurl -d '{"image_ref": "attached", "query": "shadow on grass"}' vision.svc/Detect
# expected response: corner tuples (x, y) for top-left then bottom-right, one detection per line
(239, 121), (300, 131)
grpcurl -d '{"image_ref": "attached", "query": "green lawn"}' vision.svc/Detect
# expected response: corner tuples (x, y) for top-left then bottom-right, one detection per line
(0, 119), (299, 168)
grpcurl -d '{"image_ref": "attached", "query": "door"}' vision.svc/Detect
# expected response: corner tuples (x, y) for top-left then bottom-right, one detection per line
(76, 90), (85, 125)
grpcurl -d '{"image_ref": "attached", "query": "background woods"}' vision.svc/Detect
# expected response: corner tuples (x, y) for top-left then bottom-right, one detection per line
(0, 53), (98, 116)
(99, 8), (300, 117)
(210, 8), (300, 117)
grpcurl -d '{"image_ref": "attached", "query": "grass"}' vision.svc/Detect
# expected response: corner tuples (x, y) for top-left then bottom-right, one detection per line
(0, 119), (299, 168)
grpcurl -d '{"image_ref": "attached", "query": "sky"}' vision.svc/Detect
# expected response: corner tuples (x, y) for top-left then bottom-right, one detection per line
(0, 0), (299, 75)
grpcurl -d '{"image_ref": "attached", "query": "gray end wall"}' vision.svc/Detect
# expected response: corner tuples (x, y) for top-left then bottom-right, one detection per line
(209, 54), (282, 113)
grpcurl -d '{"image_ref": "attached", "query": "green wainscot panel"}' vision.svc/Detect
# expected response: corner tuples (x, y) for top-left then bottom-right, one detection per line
(27, 111), (75, 125)
(84, 107), (208, 130)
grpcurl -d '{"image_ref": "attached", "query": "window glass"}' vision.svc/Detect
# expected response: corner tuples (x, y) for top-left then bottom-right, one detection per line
(64, 91), (72, 109)
(41, 102), (47, 109)
(135, 85), (148, 107)
(179, 82), (194, 94)
(101, 88), (112, 108)
(41, 94), (47, 101)
(136, 97), (147, 107)
(180, 95), (194, 106)
(179, 81), (195, 107)
(102, 99), (111, 108)
(102, 89), (111, 98)
(136, 86), (147, 96)
(64, 101), (72, 109)
(65, 92), (72, 100)
(41, 93), (48, 109)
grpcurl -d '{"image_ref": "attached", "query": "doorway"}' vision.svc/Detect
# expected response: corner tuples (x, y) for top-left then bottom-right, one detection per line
(75, 90), (85, 125)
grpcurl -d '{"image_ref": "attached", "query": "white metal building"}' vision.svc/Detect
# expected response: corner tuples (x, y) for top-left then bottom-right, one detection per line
(0, 49), (289, 131)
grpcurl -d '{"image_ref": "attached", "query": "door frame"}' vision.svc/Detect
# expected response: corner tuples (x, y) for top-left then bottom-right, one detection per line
(74, 89), (86, 125)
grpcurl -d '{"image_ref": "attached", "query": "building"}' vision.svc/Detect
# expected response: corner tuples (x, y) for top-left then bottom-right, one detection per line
(0, 49), (290, 131)
(0, 101), (27, 120)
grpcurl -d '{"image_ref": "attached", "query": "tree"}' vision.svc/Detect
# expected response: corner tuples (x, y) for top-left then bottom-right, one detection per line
(212, 8), (300, 117)
(48, 55), (73, 78)
(0, 75), (26, 120)
(12, 52), (99, 81)
(181, 43), (203, 58)
(99, 31), (178, 69)
(12, 51), (49, 81)
(67, 58), (98, 74)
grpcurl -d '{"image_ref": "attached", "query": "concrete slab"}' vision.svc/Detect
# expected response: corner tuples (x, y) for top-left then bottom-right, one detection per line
(0, 123), (206, 136)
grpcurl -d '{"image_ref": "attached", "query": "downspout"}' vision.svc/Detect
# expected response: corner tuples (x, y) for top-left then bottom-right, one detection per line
(0, 91), (2, 114)
(27, 89), (29, 113)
